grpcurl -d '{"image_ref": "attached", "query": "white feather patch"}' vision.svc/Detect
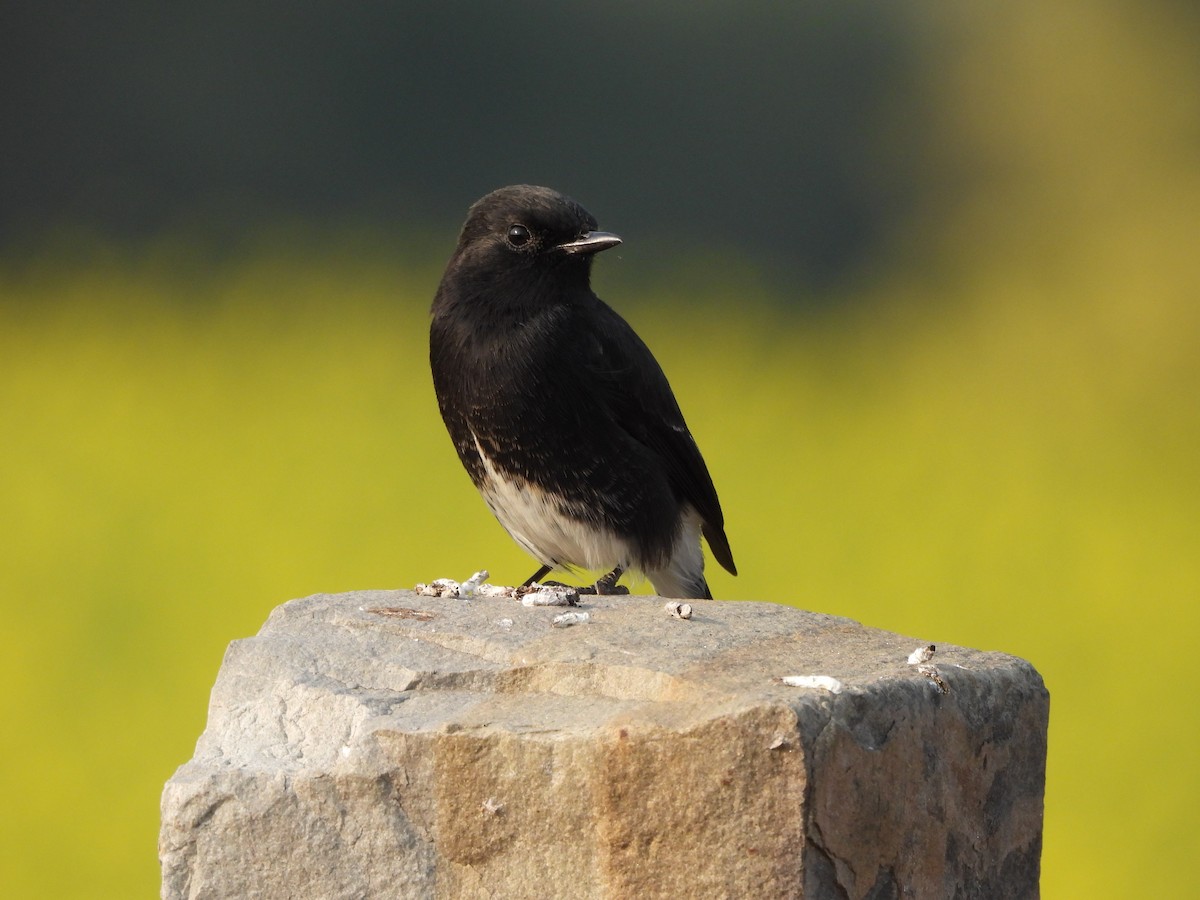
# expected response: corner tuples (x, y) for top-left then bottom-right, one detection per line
(473, 435), (632, 571)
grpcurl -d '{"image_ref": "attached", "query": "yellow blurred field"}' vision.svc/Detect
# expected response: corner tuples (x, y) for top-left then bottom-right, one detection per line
(1, 227), (1197, 896)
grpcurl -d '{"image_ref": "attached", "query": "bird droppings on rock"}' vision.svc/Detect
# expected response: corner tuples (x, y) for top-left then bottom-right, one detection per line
(779, 674), (844, 693)
(519, 585), (581, 607)
(414, 573), (582, 605)
(907, 643), (950, 693)
(908, 644), (936, 665)
(665, 601), (693, 620)
(413, 578), (464, 598)
(414, 569), (505, 599)
(457, 569), (489, 597)
(551, 611), (591, 628)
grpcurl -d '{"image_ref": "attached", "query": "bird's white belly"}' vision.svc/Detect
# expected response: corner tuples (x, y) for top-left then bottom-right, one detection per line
(473, 438), (631, 570)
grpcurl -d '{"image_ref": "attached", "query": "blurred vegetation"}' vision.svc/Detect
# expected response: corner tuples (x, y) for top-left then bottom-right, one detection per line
(2, 0), (1199, 897)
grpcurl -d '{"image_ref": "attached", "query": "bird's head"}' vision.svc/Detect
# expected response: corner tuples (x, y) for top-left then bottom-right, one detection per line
(450, 185), (622, 284)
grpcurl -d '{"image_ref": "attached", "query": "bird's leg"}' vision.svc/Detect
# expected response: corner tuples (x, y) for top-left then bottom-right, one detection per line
(593, 566), (629, 595)
(522, 565), (553, 587)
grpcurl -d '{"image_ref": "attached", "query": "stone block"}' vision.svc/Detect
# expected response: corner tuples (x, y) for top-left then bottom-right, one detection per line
(160, 591), (1047, 899)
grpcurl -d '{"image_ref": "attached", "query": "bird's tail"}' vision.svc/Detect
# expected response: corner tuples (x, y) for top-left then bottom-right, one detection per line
(645, 514), (712, 599)
(647, 568), (712, 600)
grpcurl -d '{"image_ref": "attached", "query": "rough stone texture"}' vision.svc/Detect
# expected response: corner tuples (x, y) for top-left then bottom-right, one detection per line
(160, 591), (1048, 899)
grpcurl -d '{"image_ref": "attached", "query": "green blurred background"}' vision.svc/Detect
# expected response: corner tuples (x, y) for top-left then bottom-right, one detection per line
(2, 1), (1197, 896)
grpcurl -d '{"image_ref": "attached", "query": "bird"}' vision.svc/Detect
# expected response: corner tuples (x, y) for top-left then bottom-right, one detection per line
(428, 185), (736, 599)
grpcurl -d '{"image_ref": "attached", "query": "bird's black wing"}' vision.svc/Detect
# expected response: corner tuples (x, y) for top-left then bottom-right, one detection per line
(581, 300), (737, 576)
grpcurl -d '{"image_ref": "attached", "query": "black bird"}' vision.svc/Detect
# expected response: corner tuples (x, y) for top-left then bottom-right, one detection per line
(429, 185), (736, 599)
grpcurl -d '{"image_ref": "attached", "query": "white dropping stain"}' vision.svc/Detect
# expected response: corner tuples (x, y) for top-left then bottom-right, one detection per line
(780, 675), (843, 694)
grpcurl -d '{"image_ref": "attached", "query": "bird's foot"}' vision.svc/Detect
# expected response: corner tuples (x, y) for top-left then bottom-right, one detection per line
(592, 566), (628, 595)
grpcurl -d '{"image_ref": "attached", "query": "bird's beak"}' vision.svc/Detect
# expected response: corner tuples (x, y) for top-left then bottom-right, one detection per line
(557, 231), (622, 255)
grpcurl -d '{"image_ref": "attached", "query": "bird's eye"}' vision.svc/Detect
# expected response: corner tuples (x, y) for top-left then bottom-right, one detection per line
(506, 224), (532, 247)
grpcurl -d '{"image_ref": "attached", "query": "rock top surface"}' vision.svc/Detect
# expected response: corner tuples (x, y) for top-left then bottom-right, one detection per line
(161, 590), (1048, 899)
